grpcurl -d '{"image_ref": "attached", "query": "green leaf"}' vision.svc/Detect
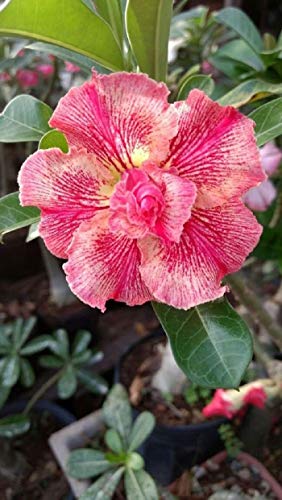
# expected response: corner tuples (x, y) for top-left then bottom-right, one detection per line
(214, 39), (265, 72)
(126, 452), (144, 470)
(177, 74), (215, 100)
(81, 0), (95, 12)
(17, 316), (37, 348)
(39, 130), (68, 153)
(19, 358), (35, 388)
(153, 299), (253, 389)
(93, 0), (123, 48)
(20, 335), (52, 355)
(57, 364), (77, 399)
(12, 317), (24, 347)
(214, 7), (263, 53)
(105, 429), (124, 454)
(67, 449), (112, 479)
(72, 330), (92, 356)
(0, 386), (11, 409)
(0, 414), (30, 438)
(126, 0), (173, 80)
(26, 41), (107, 74)
(80, 467), (124, 500)
(77, 369), (108, 395)
(1, 355), (20, 387)
(124, 469), (158, 500)
(26, 221), (39, 242)
(0, 0), (124, 72)
(128, 412), (155, 452)
(0, 192), (40, 241)
(72, 349), (92, 366)
(218, 79), (282, 107)
(50, 329), (69, 358)
(38, 354), (63, 368)
(249, 97), (282, 146)
(103, 384), (132, 442)
(0, 95), (52, 143)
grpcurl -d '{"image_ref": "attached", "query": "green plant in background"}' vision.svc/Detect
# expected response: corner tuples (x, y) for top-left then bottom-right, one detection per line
(0, 322), (108, 437)
(0, 316), (50, 409)
(218, 423), (243, 458)
(68, 384), (160, 500)
(183, 384), (213, 406)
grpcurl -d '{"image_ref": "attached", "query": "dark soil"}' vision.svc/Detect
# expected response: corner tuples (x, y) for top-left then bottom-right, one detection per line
(119, 333), (212, 426)
(0, 410), (70, 500)
(168, 456), (280, 499)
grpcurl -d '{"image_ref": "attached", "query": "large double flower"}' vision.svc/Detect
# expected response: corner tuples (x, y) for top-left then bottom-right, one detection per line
(19, 72), (264, 311)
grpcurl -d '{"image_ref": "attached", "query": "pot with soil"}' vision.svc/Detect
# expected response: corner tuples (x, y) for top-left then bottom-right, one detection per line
(171, 451), (282, 499)
(0, 399), (76, 499)
(115, 329), (227, 485)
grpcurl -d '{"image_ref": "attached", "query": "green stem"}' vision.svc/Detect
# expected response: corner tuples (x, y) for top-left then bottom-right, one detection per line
(173, 0), (189, 15)
(226, 273), (282, 350)
(23, 370), (62, 415)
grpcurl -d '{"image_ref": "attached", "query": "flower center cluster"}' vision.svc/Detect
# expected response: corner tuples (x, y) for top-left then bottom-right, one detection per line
(109, 167), (165, 239)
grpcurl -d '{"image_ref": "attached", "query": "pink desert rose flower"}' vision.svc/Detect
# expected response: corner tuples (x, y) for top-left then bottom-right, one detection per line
(18, 72), (264, 312)
(16, 69), (39, 88)
(243, 142), (282, 211)
(203, 384), (267, 419)
(37, 64), (54, 77)
(65, 61), (80, 73)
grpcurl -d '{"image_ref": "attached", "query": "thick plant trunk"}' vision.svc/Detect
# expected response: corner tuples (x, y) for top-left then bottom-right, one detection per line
(151, 341), (187, 394)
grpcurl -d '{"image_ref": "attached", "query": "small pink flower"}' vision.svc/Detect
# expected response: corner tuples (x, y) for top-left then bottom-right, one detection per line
(19, 72), (264, 311)
(36, 64), (54, 77)
(16, 69), (39, 88)
(244, 142), (281, 211)
(0, 72), (11, 82)
(65, 61), (80, 73)
(202, 389), (235, 419)
(243, 386), (267, 408)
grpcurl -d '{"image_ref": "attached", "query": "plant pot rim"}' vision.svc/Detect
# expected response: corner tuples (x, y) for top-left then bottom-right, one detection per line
(0, 399), (76, 426)
(203, 450), (282, 498)
(115, 328), (227, 432)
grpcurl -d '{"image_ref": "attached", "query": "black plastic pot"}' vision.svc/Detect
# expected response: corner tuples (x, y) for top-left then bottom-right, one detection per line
(0, 399), (76, 500)
(115, 330), (226, 486)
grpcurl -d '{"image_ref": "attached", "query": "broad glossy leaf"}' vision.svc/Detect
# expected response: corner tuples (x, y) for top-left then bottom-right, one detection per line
(177, 74), (215, 100)
(68, 449), (112, 479)
(0, 0), (124, 72)
(80, 467), (124, 500)
(124, 469), (158, 500)
(126, 0), (173, 80)
(0, 192), (40, 240)
(81, 0), (95, 12)
(249, 98), (282, 146)
(26, 41), (108, 74)
(1, 355), (20, 387)
(0, 414), (30, 437)
(57, 364), (77, 399)
(39, 130), (68, 153)
(214, 7), (263, 53)
(103, 384), (132, 442)
(153, 299), (253, 388)
(128, 412), (155, 452)
(218, 79), (282, 107)
(0, 95), (52, 142)
(93, 0), (123, 47)
(72, 330), (92, 355)
(21, 335), (52, 355)
(214, 39), (265, 72)
(20, 358), (35, 388)
(77, 369), (108, 394)
(105, 429), (123, 454)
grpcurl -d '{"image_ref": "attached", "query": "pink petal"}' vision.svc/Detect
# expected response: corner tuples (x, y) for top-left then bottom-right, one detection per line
(139, 199), (262, 310)
(260, 141), (282, 176)
(18, 147), (113, 258)
(167, 90), (265, 208)
(243, 179), (277, 211)
(202, 390), (235, 419)
(64, 212), (152, 312)
(243, 386), (266, 408)
(50, 72), (178, 172)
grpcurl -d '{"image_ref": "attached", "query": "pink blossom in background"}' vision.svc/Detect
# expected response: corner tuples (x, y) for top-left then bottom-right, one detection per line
(17, 49), (25, 57)
(0, 72), (11, 82)
(65, 61), (80, 73)
(243, 142), (282, 211)
(202, 389), (235, 419)
(37, 64), (54, 77)
(16, 69), (39, 88)
(19, 72), (264, 311)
